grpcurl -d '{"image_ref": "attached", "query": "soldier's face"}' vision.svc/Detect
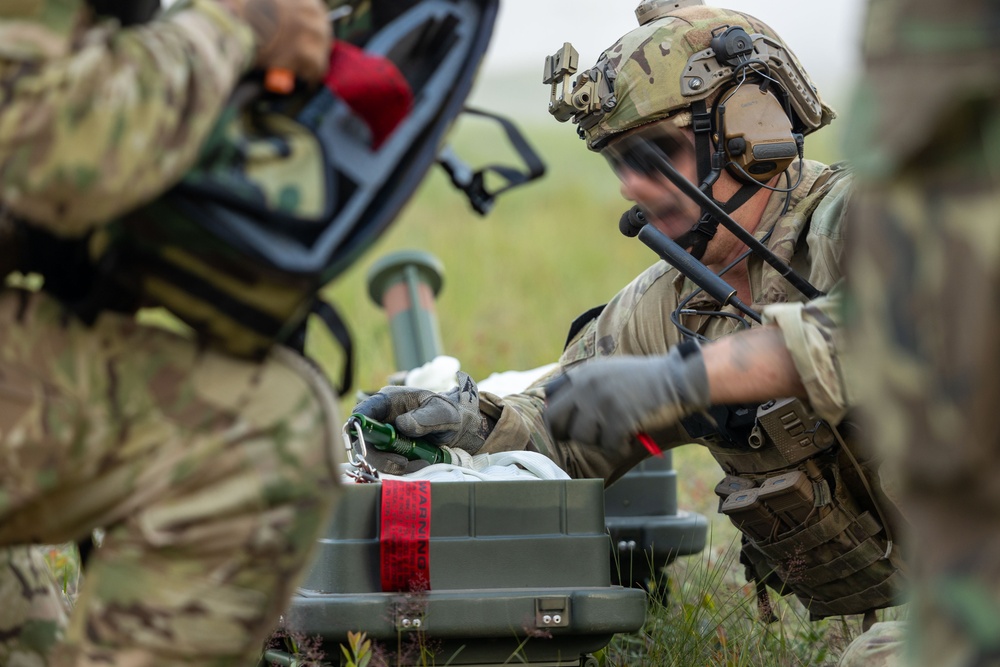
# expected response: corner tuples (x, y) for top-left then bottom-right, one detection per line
(605, 124), (703, 241)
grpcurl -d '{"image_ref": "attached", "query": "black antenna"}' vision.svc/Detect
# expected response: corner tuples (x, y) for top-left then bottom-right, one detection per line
(630, 140), (823, 300)
(634, 217), (762, 324)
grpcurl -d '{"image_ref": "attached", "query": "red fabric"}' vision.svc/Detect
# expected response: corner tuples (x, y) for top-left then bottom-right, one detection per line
(325, 41), (413, 149)
(379, 479), (431, 592)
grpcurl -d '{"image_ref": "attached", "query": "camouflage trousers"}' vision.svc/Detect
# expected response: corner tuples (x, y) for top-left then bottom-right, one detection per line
(0, 289), (342, 667)
(848, 112), (1000, 666)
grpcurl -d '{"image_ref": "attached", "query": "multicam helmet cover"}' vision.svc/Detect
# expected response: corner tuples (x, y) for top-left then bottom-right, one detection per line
(544, 2), (836, 150)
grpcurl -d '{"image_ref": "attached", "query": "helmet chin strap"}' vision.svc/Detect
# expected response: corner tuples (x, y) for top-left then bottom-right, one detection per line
(673, 184), (758, 261)
(673, 100), (761, 261)
(672, 214), (715, 262)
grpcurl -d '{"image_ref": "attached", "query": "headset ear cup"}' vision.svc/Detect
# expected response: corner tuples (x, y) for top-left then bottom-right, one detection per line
(717, 85), (799, 183)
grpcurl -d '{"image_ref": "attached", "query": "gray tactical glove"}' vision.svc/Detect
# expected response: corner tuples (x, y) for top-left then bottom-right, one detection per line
(544, 345), (710, 451)
(353, 372), (493, 474)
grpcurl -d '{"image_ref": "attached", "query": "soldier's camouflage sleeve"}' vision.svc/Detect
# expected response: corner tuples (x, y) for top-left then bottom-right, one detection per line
(762, 173), (853, 424)
(0, 0), (255, 236)
(762, 288), (847, 424)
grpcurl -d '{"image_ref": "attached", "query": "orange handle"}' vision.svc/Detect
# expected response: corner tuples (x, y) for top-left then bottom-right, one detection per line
(264, 67), (296, 94)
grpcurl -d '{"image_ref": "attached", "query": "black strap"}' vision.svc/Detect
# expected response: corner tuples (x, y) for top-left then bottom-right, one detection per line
(672, 181), (760, 261)
(16, 223), (141, 324)
(739, 538), (779, 623)
(680, 403), (757, 448)
(76, 535), (95, 567)
(87, 0), (160, 24)
(287, 298), (354, 395)
(690, 100), (715, 187)
(437, 107), (546, 215)
(313, 299), (353, 394)
(674, 100), (764, 261)
(563, 304), (606, 350)
(18, 224), (97, 308)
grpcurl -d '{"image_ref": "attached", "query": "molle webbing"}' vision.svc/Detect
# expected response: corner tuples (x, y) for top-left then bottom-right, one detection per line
(806, 571), (907, 620)
(739, 507), (903, 619)
(711, 402), (905, 619)
(795, 534), (888, 588)
(752, 509), (880, 561)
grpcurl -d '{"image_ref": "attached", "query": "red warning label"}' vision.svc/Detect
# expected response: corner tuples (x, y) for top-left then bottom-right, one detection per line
(380, 479), (432, 592)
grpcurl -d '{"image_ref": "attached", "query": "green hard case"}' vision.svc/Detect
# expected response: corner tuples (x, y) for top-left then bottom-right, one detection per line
(274, 479), (647, 666)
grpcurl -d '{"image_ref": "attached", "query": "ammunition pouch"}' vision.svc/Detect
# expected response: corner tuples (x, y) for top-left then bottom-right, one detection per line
(704, 398), (907, 620)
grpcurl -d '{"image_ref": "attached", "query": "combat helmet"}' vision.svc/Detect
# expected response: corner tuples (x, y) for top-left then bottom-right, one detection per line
(545, 0), (836, 151)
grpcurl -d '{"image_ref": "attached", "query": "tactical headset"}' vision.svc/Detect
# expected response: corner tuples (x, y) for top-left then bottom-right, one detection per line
(706, 25), (804, 185)
(664, 23), (806, 258)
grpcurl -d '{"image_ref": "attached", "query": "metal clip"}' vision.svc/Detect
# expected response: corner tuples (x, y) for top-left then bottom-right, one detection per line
(342, 415), (380, 482)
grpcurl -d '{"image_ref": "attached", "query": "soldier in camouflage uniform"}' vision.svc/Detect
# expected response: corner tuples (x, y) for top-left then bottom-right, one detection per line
(356, 0), (907, 631)
(846, 0), (1000, 664)
(0, 1), (342, 665)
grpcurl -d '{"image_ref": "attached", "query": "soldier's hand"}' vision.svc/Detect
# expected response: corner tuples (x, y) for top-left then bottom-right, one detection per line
(543, 345), (710, 451)
(244, 0), (332, 83)
(354, 372), (493, 459)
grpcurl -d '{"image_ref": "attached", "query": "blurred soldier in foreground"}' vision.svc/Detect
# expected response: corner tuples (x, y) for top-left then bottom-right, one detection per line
(355, 0), (907, 635)
(0, 1), (342, 665)
(845, 0), (1000, 665)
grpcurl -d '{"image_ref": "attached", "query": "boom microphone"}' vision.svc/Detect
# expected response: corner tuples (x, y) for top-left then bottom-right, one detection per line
(619, 205), (647, 237)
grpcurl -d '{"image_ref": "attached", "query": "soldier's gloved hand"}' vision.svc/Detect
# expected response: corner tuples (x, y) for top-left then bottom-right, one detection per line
(543, 345), (710, 451)
(244, 0), (333, 83)
(353, 372), (492, 473)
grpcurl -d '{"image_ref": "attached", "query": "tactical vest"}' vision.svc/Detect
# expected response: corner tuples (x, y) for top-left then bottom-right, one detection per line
(680, 164), (908, 621)
(687, 399), (907, 621)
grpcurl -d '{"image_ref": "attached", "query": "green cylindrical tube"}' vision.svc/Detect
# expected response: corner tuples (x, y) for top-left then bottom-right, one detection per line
(350, 413), (452, 466)
(366, 250), (445, 372)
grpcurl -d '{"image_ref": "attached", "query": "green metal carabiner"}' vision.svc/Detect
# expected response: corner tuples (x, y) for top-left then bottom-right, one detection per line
(348, 413), (452, 466)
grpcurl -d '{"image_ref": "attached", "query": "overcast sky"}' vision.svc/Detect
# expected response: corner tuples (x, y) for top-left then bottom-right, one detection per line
(477, 0), (869, 98)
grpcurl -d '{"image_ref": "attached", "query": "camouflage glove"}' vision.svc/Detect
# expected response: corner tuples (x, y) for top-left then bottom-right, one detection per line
(353, 372), (492, 474)
(544, 345), (710, 451)
(244, 0), (333, 83)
